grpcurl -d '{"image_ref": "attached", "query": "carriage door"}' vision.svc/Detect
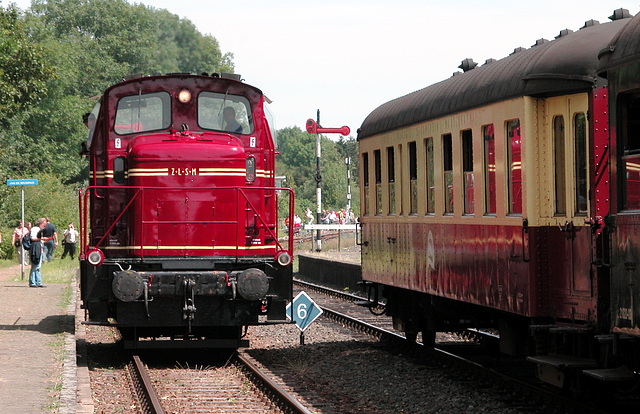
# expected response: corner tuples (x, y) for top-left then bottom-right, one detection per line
(611, 91), (640, 334)
(547, 95), (593, 317)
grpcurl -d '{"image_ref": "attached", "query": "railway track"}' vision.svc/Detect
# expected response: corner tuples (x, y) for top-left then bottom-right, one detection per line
(127, 352), (314, 413)
(85, 276), (610, 412)
(293, 278), (608, 414)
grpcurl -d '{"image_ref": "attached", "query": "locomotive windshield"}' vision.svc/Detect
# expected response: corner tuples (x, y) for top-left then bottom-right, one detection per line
(198, 91), (253, 134)
(114, 92), (171, 135)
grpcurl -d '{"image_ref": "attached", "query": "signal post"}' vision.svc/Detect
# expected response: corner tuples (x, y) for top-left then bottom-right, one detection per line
(306, 114), (350, 251)
(6, 179), (39, 280)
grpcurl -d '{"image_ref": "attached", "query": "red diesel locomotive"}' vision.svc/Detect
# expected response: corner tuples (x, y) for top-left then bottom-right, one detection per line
(358, 8), (640, 396)
(79, 73), (294, 349)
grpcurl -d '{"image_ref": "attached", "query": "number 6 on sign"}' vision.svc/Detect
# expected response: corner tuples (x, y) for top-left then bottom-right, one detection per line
(297, 303), (308, 319)
(286, 291), (323, 332)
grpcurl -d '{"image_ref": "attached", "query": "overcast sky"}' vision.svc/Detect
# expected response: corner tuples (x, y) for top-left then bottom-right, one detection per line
(7, 1), (640, 136)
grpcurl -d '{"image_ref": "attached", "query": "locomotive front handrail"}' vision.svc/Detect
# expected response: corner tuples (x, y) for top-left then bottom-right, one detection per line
(80, 185), (294, 262)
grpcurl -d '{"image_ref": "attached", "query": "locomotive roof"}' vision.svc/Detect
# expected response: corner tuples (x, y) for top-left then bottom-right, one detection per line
(358, 15), (632, 140)
(599, 12), (640, 73)
(104, 73), (263, 98)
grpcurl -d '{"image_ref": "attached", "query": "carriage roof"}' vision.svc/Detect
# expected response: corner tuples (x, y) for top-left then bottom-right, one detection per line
(358, 15), (631, 140)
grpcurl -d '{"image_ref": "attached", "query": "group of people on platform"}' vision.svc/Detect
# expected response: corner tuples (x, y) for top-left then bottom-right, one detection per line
(285, 207), (358, 235)
(6, 219), (78, 287)
(318, 208), (356, 225)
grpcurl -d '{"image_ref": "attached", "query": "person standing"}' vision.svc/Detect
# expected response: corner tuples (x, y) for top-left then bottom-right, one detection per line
(11, 220), (29, 266)
(61, 223), (79, 260)
(305, 207), (314, 225)
(29, 218), (50, 288)
(42, 217), (58, 263)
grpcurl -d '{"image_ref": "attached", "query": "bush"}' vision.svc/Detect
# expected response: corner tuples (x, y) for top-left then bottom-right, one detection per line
(0, 173), (80, 234)
(0, 227), (16, 260)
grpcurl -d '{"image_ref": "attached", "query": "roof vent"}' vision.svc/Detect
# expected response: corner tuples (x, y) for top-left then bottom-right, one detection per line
(452, 71), (462, 77)
(221, 72), (242, 80)
(510, 47), (525, 55)
(458, 58), (478, 72)
(555, 29), (573, 39)
(581, 19), (599, 28)
(484, 58), (497, 65)
(609, 8), (631, 21)
(532, 38), (549, 47)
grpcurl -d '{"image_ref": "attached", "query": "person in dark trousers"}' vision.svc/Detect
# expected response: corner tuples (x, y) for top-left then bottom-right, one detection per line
(29, 218), (50, 287)
(41, 217), (58, 263)
(61, 223), (79, 260)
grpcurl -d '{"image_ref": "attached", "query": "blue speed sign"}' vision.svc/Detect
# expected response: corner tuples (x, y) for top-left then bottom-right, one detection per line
(286, 291), (323, 332)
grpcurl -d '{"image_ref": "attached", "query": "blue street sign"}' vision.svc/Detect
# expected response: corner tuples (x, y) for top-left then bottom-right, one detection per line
(286, 291), (323, 332)
(6, 179), (38, 186)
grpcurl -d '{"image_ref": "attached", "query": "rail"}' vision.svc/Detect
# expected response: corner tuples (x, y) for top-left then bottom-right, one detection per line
(128, 355), (165, 414)
(236, 352), (313, 414)
(79, 185), (294, 261)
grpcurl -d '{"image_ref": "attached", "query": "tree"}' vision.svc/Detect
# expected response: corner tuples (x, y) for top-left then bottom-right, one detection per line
(0, 4), (52, 123)
(275, 127), (360, 218)
(152, 7), (234, 75)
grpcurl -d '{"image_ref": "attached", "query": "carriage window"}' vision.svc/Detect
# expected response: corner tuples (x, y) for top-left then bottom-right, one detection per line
(443, 133), (453, 214)
(574, 113), (588, 214)
(114, 92), (171, 135)
(409, 141), (417, 215)
(426, 138), (435, 214)
(507, 120), (522, 214)
(554, 115), (566, 214)
(483, 125), (496, 214)
(374, 149), (382, 215)
(198, 92), (254, 134)
(387, 146), (395, 215)
(363, 152), (370, 215)
(619, 92), (640, 210)
(462, 130), (474, 215)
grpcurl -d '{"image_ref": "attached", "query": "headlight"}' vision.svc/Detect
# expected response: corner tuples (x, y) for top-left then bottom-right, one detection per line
(276, 250), (292, 267)
(178, 89), (191, 103)
(87, 248), (105, 266)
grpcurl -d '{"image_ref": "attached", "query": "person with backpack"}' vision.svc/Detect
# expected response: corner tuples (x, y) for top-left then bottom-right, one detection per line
(29, 218), (51, 288)
(21, 222), (32, 251)
(61, 223), (79, 260)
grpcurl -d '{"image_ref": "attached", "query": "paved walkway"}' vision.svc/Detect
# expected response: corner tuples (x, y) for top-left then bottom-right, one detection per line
(0, 264), (92, 413)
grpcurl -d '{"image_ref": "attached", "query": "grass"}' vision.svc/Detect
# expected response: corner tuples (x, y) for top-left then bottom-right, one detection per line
(0, 259), (18, 269)
(4, 257), (78, 285)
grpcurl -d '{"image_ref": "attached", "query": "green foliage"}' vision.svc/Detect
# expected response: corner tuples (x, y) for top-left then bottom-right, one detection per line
(0, 171), (79, 260)
(0, 226), (16, 260)
(275, 127), (360, 218)
(29, 0), (234, 93)
(152, 7), (234, 74)
(0, 4), (53, 123)
(0, 173), (80, 230)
